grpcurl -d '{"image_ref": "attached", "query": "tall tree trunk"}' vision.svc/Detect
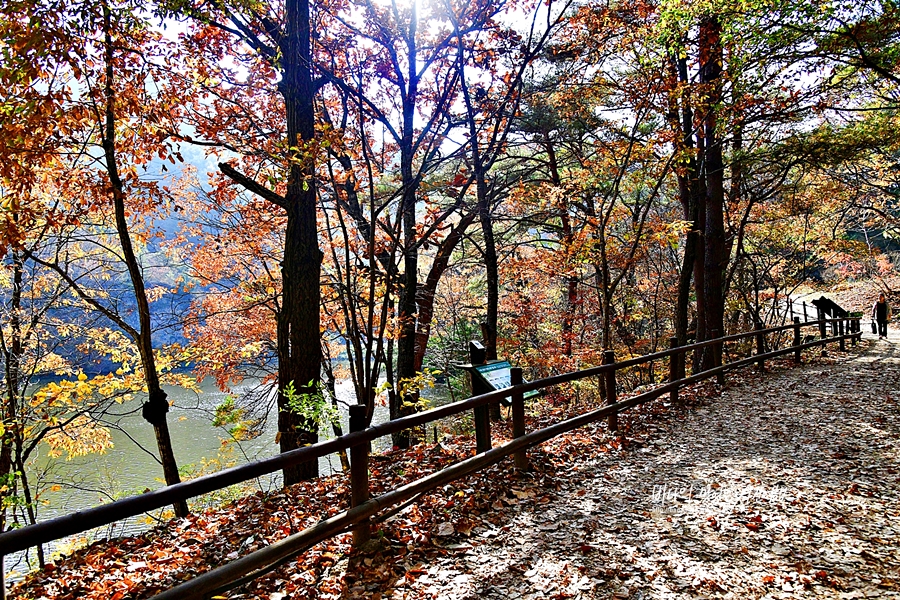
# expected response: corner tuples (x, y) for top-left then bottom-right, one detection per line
(699, 15), (726, 371)
(277, 0), (322, 483)
(477, 174), (499, 361)
(476, 173), (501, 420)
(394, 187), (419, 450)
(393, 2), (420, 448)
(691, 164), (708, 372)
(667, 51), (701, 349)
(101, 3), (187, 517)
(0, 248), (22, 532)
(595, 262), (613, 349)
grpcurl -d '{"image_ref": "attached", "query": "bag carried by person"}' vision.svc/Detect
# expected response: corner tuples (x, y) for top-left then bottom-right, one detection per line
(872, 320), (878, 334)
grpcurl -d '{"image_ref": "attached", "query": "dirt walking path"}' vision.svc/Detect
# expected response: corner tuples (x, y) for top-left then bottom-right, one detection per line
(389, 334), (900, 600)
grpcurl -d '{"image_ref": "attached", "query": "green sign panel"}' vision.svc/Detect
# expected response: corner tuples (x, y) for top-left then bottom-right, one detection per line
(473, 361), (538, 403)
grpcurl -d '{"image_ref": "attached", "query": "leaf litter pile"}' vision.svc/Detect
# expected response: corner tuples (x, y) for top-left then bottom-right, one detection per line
(11, 335), (900, 599)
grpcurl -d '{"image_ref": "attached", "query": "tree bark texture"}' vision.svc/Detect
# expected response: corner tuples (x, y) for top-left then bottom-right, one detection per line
(666, 51), (701, 351)
(277, 0), (323, 483)
(392, 3), (420, 448)
(0, 249), (23, 532)
(699, 15), (727, 371)
(477, 174), (499, 362)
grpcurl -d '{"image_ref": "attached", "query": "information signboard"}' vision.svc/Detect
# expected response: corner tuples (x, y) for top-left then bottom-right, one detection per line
(472, 361), (539, 404)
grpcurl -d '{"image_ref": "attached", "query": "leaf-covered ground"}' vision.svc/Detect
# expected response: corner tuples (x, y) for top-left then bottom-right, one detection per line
(389, 337), (900, 600)
(11, 332), (900, 599)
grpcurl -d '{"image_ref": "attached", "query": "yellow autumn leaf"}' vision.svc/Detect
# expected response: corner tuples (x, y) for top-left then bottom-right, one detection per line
(43, 415), (113, 460)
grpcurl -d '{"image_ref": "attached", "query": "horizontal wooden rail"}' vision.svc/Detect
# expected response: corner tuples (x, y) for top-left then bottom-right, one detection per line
(0, 318), (861, 600)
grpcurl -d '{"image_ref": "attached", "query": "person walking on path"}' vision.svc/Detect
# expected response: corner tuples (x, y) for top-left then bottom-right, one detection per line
(873, 293), (891, 339)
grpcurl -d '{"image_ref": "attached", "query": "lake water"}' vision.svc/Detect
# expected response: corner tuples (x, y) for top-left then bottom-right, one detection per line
(3, 378), (453, 581)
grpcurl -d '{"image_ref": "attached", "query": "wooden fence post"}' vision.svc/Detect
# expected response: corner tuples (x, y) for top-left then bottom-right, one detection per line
(668, 336), (680, 405)
(510, 367), (528, 472)
(474, 403), (491, 454)
(349, 404), (371, 547)
(755, 320), (766, 372)
(839, 318), (846, 352)
(603, 350), (617, 433)
(803, 301), (808, 322)
(712, 329), (725, 385)
(793, 317), (802, 363)
(468, 342), (492, 454)
(817, 309), (828, 355)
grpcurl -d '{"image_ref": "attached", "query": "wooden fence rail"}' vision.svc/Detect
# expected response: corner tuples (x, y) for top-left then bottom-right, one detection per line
(0, 318), (862, 600)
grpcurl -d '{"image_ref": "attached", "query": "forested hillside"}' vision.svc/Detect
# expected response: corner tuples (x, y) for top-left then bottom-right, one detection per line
(1, 0), (898, 549)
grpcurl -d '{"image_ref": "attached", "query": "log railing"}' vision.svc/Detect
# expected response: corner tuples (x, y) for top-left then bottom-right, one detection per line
(0, 317), (862, 600)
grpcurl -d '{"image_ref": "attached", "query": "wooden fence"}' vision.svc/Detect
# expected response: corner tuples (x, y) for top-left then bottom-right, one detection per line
(0, 317), (862, 600)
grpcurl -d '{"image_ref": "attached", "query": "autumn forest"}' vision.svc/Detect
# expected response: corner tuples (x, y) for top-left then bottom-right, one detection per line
(1, 0), (899, 574)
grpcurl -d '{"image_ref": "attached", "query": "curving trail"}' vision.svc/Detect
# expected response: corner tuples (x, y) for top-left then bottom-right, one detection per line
(391, 332), (900, 599)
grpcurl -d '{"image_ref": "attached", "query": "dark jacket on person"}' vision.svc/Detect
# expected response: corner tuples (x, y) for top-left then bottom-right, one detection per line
(873, 300), (890, 323)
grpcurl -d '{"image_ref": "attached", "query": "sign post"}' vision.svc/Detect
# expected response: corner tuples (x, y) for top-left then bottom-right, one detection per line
(455, 346), (537, 454)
